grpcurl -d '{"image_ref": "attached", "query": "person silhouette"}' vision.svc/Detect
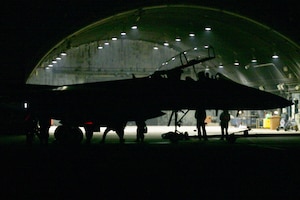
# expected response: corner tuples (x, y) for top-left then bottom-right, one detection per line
(195, 108), (207, 140)
(135, 120), (147, 143)
(220, 110), (230, 140)
(37, 114), (51, 145)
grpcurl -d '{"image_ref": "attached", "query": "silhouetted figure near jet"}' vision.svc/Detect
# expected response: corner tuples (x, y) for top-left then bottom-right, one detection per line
(24, 113), (38, 145)
(195, 108), (207, 140)
(101, 122), (126, 144)
(39, 116), (51, 145)
(220, 110), (230, 140)
(135, 120), (147, 143)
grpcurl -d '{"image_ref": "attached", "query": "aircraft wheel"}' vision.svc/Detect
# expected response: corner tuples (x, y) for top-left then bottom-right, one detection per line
(70, 127), (83, 144)
(54, 125), (83, 144)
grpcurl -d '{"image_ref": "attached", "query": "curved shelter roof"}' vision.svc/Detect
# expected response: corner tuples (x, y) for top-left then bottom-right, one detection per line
(27, 5), (300, 97)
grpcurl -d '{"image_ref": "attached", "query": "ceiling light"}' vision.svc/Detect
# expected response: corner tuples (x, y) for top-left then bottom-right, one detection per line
(131, 25), (138, 30)
(56, 57), (61, 60)
(234, 60), (239, 66)
(175, 37), (181, 42)
(98, 46), (103, 50)
(104, 42), (109, 46)
(189, 33), (195, 37)
(121, 32), (126, 36)
(112, 37), (117, 41)
(251, 58), (257, 63)
(277, 83), (285, 91)
(60, 52), (67, 56)
(218, 63), (224, 68)
(163, 42), (169, 46)
(204, 45), (209, 49)
(272, 54), (279, 59)
(153, 46), (158, 50)
(259, 86), (265, 91)
(205, 27), (212, 31)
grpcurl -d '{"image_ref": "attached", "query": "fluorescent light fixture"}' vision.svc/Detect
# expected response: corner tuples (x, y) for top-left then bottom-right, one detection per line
(60, 52), (67, 56)
(104, 42), (109, 46)
(205, 27), (212, 31)
(272, 54), (279, 59)
(131, 25), (138, 30)
(189, 33), (195, 37)
(277, 83), (285, 91)
(251, 58), (257, 63)
(259, 86), (265, 91)
(175, 37), (181, 42)
(98, 46), (103, 49)
(56, 57), (62, 60)
(163, 42), (169, 46)
(121, 32), (126, 36)
(48, 64), (53, 67)
(112, 37), (117, 41)
(234, 60), (239, 66)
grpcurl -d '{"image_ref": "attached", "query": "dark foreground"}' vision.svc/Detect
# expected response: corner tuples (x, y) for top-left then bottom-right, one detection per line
(1, 135), (300, 199)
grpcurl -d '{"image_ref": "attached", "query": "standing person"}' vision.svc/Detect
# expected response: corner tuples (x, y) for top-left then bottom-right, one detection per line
(135, 120), (147, 143)
(195, 108), (207, 140)
(220, 110), (230, 140)
(39, 115), (51, 145)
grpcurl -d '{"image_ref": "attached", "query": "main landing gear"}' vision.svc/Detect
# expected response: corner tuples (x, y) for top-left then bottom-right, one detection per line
(54, 125), (83, 144)
(161, 110), (190, 143)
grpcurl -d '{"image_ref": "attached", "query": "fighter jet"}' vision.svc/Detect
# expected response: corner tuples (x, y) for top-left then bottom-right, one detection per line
(0, 47), (292, 144)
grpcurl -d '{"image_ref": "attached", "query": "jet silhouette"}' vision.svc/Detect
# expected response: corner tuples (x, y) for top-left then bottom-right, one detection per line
(0, 48), (292, 144)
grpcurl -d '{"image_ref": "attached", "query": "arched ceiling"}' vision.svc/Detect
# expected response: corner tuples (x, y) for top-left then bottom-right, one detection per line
(27, 5), (300, 97)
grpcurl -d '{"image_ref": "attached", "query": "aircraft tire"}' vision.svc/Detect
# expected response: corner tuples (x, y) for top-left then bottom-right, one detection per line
(54, 125), (83, 144)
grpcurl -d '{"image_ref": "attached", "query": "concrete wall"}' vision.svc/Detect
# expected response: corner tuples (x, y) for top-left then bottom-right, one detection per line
(27, 40), (179, 85)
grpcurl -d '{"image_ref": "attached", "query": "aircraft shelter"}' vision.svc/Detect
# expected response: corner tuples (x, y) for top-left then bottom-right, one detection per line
(26, 5), (300, 127)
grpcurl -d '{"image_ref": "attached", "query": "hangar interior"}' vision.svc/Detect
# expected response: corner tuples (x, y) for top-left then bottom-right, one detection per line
(26, 5), (300, 128)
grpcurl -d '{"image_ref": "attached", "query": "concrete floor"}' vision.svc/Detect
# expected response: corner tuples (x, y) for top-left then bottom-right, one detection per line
(1, 125), (300, 199)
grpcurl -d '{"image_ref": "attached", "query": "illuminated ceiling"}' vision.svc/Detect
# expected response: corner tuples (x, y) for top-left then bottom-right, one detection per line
(27, 5), (300, 97)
